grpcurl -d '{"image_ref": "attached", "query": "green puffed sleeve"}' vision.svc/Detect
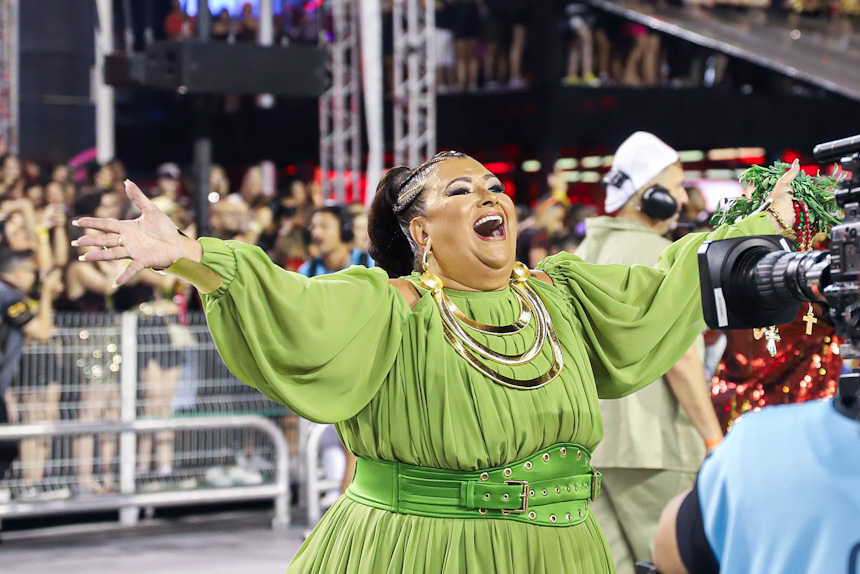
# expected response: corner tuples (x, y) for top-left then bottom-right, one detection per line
(537, 213), (776, 399)
(197, 237), (410, 423)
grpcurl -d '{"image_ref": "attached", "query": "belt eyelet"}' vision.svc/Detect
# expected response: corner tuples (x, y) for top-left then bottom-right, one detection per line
(524, 461), (532, 470)
(550, 514), (557, 523)
(527, 511), (536, 520)
(478, 508), (488, 515)
(542, 453), (550, 462)
(565, 513), (572, 521)
(480, 472), (489, 481)
(502, 493), (509, 500)
(559, 447), (567, 456)
(503, 468), (512, 477)
(484, 493), (491, 500)
(555, 487), (560, 493)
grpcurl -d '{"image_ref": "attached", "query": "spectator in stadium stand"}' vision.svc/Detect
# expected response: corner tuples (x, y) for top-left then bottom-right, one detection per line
(211, 8), (234, 42)
(268, 183), (311, 271)
(347, 205), (372, 253)
(435, 0), (457, 91)
(575, 132), (727, 574)
(239, 165), (276, 244)
(164, 0), (194, 40)
(297, 206), (375, 277)
(618, 23), (660, 87)
(210, 194), (259, 245)
(0, 197), (64, 275)
(74, 151), (797, 573)
(0, 250), (62, 501)
(516, 196), (566, 268)
(235, 2), (259, 42)
(153, 162), (182, 201)
(0, 154), (24, 199)
(563, 3), (600, 86)
(452, 0), (481, 91)
(209, 164), (231, 201)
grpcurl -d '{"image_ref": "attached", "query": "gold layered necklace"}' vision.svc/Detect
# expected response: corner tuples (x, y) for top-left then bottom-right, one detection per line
(421, 257), (564, 390)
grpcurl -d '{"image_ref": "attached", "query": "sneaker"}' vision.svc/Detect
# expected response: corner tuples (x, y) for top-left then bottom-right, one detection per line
(204, 466), (233, 488)
(582, 73), (600, 87)
(562, 75), (581, 86)
(227, 466), (264, 486)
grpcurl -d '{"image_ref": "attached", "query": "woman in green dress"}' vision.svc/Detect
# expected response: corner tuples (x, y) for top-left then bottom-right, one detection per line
(73, 152), (797, 573)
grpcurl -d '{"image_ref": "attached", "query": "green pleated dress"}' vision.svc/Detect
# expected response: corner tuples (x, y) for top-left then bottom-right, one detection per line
(197, 214), (773, 573)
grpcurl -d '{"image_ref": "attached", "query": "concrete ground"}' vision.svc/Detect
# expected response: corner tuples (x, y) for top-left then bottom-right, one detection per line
(0, 511), (304, 573)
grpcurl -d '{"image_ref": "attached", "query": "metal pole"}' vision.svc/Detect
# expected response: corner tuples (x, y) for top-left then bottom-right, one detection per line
(257, 0), (275, 109)
(121, 0), (134, 54)
(6, 0), (20, 154)
(94, 0), (115, 164)
(119, 311), (139, 525)
(193, 0), (212, 237)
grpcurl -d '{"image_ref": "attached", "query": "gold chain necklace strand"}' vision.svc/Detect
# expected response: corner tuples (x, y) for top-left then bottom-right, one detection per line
(442, 287), (532, 334)
(422, 263), (564, 389)
(438, 279), (564, 389)
(433, 281), (547, 366)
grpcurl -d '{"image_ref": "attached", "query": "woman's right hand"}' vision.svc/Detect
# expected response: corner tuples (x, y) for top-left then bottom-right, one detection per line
(73, 180), (201, 286)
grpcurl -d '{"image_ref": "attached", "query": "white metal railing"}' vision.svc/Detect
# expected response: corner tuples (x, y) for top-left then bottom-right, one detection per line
(1, 310), (301, 528)
(303, 422), (343, 525)
(0, 416), (289, 527)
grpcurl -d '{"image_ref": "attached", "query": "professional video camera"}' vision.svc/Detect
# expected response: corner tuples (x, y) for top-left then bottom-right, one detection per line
(698, 134), (860, 421)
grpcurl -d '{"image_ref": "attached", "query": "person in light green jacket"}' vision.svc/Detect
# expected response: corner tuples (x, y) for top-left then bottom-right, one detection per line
(73, 151), (796, 574)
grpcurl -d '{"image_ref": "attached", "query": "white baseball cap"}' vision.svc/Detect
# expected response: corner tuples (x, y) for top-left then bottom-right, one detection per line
(603, 132), (679, 213)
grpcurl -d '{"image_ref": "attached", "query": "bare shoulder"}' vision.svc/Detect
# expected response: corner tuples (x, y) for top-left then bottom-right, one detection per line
(389, 278), (421, 308)
(532, 270), (553, 286)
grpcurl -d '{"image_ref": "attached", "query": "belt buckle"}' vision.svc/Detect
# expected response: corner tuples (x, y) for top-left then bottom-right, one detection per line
(591, 470), (602, 501)
(500, 480), (529, 515)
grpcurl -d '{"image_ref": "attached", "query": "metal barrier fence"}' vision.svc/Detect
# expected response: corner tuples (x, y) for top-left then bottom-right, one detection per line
(0, 417), (289, 527)
(0, 311), (301, 526)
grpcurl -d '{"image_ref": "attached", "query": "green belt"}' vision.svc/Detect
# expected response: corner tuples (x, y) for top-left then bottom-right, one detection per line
(345, 443), (601, 527)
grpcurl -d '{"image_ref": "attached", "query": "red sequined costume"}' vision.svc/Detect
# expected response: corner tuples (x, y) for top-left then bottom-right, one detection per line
(711, 303), (840, 431)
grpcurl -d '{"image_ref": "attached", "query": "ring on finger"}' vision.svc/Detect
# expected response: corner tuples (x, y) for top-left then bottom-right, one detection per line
(117, 235), (123, 247)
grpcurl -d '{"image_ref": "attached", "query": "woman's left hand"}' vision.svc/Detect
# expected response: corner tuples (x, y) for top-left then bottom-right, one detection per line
(767, 159), (800, 232)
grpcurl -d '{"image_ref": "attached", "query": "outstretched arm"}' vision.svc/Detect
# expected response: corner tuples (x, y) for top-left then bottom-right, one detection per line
(73, 180), (210, 289)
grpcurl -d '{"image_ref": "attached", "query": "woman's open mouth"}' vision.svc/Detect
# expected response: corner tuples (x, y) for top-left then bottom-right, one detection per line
(472, 212), (506, 241)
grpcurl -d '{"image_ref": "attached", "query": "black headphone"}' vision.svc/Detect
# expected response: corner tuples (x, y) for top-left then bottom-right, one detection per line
(603, 170), (678, 221)
(640, 184), (678, 221)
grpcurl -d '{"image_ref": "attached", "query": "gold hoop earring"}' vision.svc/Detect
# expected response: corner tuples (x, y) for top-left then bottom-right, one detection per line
(420, 242), (444, 293)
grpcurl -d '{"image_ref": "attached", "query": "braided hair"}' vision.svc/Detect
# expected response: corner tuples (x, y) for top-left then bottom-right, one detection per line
(368, 151), (467, 277)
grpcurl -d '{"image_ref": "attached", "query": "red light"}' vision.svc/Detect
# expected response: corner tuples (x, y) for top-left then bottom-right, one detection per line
(286, 164), (298, 175)
(483, 162), (514, 175)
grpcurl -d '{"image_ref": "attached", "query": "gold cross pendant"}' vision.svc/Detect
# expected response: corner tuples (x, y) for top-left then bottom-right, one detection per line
(803, 304), (817, 335)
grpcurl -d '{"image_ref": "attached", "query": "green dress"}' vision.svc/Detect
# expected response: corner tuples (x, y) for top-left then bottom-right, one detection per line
(197, 214), (774, 573)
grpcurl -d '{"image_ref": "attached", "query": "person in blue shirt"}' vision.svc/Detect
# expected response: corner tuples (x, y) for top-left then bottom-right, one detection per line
(652, 397), (860, 574)
(297, 206), (374, 277)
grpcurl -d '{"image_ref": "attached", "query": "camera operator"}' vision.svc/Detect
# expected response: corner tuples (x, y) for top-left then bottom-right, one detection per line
(576, 132), (800, 574)
(652, 397), (860, 574)
(653, 134), (860, 574)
